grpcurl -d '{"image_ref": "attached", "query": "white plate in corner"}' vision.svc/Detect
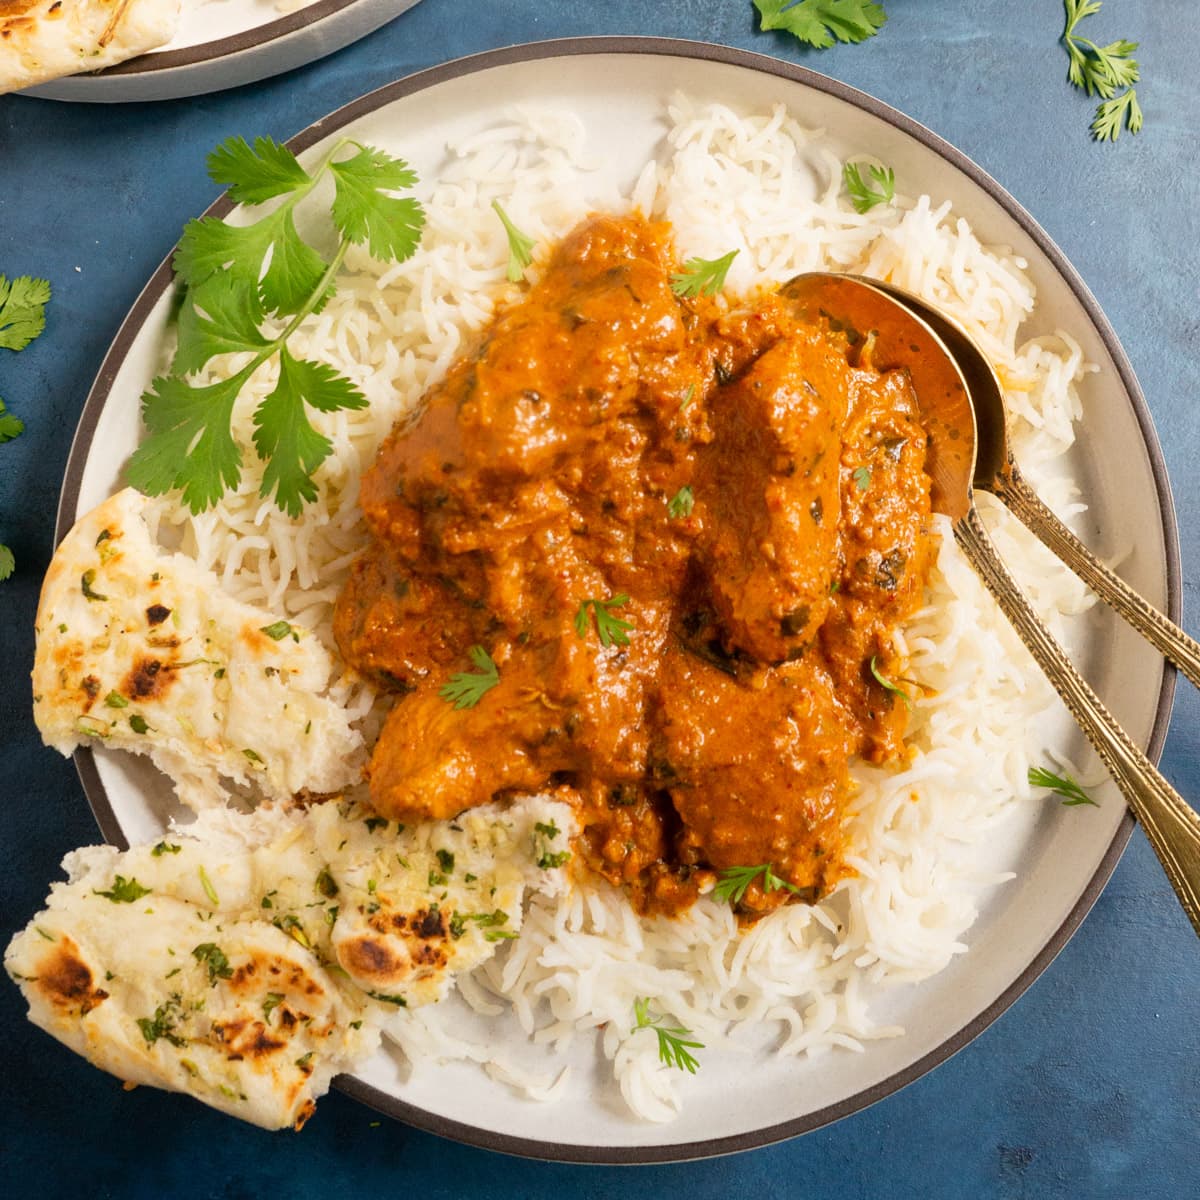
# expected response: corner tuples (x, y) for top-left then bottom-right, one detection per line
(56, 39), (1178, 1162)
(24, 0), (424, 103)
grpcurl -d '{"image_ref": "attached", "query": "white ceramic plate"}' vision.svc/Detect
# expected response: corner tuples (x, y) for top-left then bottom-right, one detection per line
(25, 0), (423, 103)
(58, 39), (1178, 1162)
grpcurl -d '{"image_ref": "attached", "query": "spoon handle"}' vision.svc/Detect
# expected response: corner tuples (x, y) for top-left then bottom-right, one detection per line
(992, 465), (1200, 691)
(955, 506), (1200, 938)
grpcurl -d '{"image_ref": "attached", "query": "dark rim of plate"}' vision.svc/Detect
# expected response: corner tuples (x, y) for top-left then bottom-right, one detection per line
(70, 0), (368, 78)
(56, 36), (1180, 1167)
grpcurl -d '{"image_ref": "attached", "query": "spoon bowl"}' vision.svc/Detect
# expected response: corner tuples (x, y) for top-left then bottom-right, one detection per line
(782, 271), (1200, 939)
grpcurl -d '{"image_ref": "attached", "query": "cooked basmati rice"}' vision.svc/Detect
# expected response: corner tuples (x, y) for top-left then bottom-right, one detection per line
(151, 97), (1096, 1121)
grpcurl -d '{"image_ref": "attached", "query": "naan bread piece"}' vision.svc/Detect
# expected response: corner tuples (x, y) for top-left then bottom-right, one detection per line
(135, 795), (576, 1011)
(4, 795), (575, 1129)
(0, 0), (180, 95)
(5, 844), (381, 1131)
(32, 489), (363, 811)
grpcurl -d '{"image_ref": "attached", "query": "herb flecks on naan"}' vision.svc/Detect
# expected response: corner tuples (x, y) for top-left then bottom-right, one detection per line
(32, 488), (361, 811)
(4, 796), (574, 1127)
(5, 861), (377, 1131)
(0, 0), (180, 95)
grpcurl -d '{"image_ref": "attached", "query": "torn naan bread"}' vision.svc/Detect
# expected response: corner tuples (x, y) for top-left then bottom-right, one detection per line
(5, 795), (575, 1128)
(0, 0), (180, 95)
(32, 488), (363, 811)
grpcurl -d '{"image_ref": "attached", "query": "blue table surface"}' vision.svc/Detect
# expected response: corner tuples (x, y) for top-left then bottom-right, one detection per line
(2, 2), (1197, 1196)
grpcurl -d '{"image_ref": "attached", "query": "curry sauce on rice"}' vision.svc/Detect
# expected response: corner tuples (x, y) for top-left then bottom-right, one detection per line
(335, 211), (935, 919)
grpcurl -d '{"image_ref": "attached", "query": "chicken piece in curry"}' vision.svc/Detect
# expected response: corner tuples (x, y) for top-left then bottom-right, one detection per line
(334, 213), (934, 919)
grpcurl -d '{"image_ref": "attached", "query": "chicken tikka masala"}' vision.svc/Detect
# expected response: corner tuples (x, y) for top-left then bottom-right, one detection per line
(334, 213), (934, 919)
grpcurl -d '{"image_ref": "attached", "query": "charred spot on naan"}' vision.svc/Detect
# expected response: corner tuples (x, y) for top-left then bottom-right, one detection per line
(334, 903), (449, 990)
(29, 935), (109, 1017)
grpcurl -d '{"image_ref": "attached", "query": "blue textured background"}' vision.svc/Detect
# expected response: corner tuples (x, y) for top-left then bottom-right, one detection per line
(1, 2), (1197, 1196)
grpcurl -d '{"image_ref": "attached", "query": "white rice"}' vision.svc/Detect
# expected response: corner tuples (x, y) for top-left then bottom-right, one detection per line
(153, 97), (1095, 1121)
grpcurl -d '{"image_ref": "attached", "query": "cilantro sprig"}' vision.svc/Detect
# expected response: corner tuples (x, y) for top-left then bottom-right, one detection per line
(1062, 1), (1143, 141)
(670, 251), (738, 299)
(492, 200), (536, 283)
(1028, 765), (1099, 807)
(0, 273), (51, 581)
(439, 645), (500, 709)
(632, 997), (704, 1074)
(843, 162), (895, 214)
(712, 863), (802, 906)
(754, 0), (887, 50)
(574, 594), (635, 648)
(126, 135), (425, 517)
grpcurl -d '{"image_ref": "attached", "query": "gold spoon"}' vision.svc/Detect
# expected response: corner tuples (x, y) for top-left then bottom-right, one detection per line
(781, 272), (1200, 938)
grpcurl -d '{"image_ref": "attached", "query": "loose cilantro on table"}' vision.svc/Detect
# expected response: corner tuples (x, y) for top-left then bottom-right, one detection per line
(842, 162), (895, 214)
(439, 645), (500, 709)
(670, 251), (738, 299)
(0, 274), (51, 351)
(0, 273), (51, 581)
(631, 997), (704, 1074)
(754, 0), (887, 50)
(125, 135), (425, 517)
(1062, 1), (1143, 141)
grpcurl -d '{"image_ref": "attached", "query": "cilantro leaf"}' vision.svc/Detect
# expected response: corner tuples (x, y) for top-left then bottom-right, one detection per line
(1091, 88), (1143, 141)
(126, 369), (250, 513)
(93, 875), (152, 903)
(0, 398), (24, 443)
(755, 0), (887, 50)
(252, 347), (367, 517)
(869, 654), (913, 710)
(843, 162), (895, 213)
(713, 863), (802, 906)
(670, 251), (738, 299)
(439, 645), (500, 709)
(632, 997), (704, 1074)
(174, 210), (325, 317)
(173, 274), (270, 377)
(1029, 765), (1099, 807)
(668, 485), (694, 519)
(1062, 0), (1143, 140)
(0, 275), (51, 351)
(492, 200), (536, 282)
(0, 544), (14, 582)
(330, 145), (425, 263)
(259, 209), (329, 316)
(574, 594), (635, 647)
(192, 941), (234, 985)
(207, 136), (312, 205)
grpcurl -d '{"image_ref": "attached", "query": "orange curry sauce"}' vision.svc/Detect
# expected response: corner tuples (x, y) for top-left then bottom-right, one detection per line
(333, 214), (934, 919)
